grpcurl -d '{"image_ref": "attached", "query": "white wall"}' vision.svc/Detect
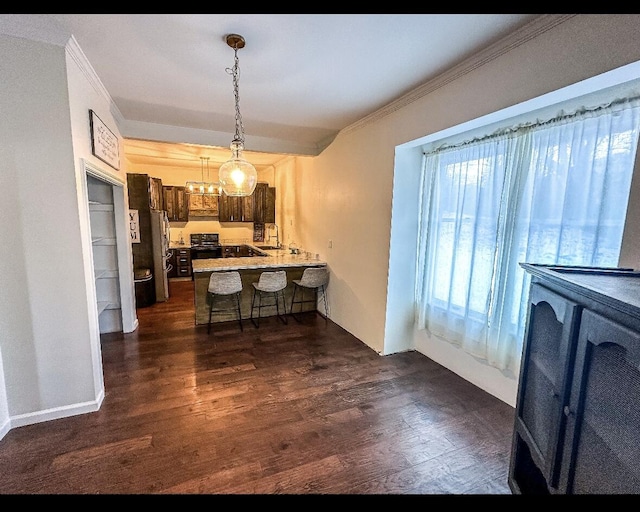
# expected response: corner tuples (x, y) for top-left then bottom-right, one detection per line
(0, 349), (8, 439)
(0, 32), (135, 433)
(0, 34), (97, 423)
(293, 14), (640, 406)
(295, 125), (396, 354)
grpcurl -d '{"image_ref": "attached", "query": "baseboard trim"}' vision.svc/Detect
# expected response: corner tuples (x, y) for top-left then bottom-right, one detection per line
(7, 397), (102, 430)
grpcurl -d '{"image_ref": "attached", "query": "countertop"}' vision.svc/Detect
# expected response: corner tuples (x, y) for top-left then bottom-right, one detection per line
(168, 241), (278, 250)
(192, 248), (326, 272)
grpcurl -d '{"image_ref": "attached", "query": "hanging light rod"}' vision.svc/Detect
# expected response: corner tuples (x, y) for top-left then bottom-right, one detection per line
(218, 33), (258, 197)
(186, 156), (220, 196)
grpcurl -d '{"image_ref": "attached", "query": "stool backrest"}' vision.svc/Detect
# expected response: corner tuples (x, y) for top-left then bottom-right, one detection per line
(208, 271), (243, 295)
(299, 267), (329, 288)
(257, 270), (287, 292)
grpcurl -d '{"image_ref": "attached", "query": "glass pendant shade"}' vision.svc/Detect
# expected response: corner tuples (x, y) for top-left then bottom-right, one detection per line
(219, 140), (258, 196)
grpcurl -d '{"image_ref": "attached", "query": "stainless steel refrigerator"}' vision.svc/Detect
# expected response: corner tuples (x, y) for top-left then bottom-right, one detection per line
(150, 209), (171, 302)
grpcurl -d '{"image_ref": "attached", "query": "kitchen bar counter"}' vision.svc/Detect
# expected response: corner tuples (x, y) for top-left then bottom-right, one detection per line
(192, 249), (326, 272)
(192, 249), (327, 325)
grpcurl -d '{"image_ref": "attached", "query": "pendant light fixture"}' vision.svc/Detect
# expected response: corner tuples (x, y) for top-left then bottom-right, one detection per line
(186, 156), (220, 195)
(218, 34), (258, 197)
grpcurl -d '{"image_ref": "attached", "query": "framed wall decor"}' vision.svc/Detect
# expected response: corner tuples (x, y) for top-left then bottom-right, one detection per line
(89, 109), (120, 170)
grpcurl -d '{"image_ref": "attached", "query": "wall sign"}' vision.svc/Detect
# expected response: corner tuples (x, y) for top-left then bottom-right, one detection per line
(129, 210), (140, 243)
(89, 109), (120, 170)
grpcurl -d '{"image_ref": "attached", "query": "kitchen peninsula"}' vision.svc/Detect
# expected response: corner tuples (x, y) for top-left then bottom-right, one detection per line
(192, 247), (327, 325)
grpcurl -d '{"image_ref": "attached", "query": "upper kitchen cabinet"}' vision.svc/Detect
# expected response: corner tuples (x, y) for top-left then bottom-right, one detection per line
(219, 193), (254, 222)
(148, 176), (164, 211)
(253, 183), (276, 223)
(188, 193), (219, 217)
(163, 186), (188, 222)
(266, 186), (276, 224)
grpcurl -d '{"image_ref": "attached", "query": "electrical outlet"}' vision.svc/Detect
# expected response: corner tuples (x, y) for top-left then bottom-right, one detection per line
(328, 240), (333, 249)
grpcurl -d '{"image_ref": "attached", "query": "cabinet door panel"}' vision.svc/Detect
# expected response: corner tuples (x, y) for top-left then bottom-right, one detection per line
(163, 186), (176, 219)
(149, 177), (164, 210)
(561, 310), (640, 494)
(513, 283), (580, 490)
(175, 186), (188, 221)
(219, 194), (241, 221)
(163, 186), (188, 222)
(242, 194), (254, 222)
(266, 187), (276, 224)
(253, 183), (267, 222)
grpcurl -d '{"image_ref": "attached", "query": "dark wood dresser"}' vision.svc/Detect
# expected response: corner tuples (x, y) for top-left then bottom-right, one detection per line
(510, 264), (640, 494)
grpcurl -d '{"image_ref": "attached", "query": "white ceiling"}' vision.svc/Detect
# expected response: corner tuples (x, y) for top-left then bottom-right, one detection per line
(3, 13), (541, 165)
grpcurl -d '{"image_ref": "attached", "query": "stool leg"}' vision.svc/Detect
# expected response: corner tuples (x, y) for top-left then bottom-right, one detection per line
(251, 289), (259, 328)
(290, 284), (300, 322)
(321, 285), (328, 323)
(207, 293), (214, 334)
(313, 287), (319, 319)
(277, 290), (288, 324)
(235, 292), (243, 331)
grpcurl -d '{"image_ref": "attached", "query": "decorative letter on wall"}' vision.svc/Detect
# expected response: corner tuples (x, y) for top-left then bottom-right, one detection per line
(129, 210), (140, 243)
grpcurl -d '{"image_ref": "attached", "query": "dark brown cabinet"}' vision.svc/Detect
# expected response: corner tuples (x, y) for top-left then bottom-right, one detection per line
(219, 193), (254, 222)
(242, 193), (254, 222)
(163, 186), (188, 222)
(253, 182), (276, 223)
(217, 184), (275, 223)
(510, 263), (640, 495)
(148, 176), (164, 211)
(188, 193), (219, 217)
(221, 245), (260, 258)
(218, 194), (237, 222)
(168, 248), (191, 278)
(265, 186), (276, 224)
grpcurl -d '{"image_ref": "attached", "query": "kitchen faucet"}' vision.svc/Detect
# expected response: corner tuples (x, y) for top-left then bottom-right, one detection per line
(269, 224), (280, 249)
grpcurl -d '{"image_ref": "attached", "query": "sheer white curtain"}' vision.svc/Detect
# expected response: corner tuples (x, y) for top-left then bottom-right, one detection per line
(416, 98), (640, 375)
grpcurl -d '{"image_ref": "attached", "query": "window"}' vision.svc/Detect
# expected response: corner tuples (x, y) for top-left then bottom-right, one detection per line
(416, 98), (640, 375)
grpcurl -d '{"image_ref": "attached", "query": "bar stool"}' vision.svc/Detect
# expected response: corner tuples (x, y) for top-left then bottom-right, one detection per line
(250, 270), (288, 327)
(290, 267), (329, 323)
(207, 271), (244, 334)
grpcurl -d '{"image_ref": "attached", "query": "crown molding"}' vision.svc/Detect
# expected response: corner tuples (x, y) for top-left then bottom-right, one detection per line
(65, 35), (125, 129)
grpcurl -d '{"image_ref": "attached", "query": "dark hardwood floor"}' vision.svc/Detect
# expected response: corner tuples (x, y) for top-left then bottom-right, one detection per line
(0, 279), (516, 494)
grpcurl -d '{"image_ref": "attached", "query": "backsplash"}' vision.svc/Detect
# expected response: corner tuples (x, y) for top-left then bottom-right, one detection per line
(169, 221), (278, 246)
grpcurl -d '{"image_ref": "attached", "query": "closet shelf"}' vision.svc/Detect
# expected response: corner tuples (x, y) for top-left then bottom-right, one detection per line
(89, 201), (114, 212)
(97, 301), (120, 315)
(92, 236), (117, 246)
(95, 269), (119, 280)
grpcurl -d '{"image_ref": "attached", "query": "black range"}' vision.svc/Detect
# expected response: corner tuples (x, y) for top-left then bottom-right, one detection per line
(190, 233), (222, 259)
